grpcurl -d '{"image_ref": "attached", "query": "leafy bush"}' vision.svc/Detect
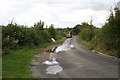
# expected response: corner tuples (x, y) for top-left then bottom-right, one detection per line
(2, 20), (65, 54)
(90, 28), (102, 45)
(79, 28), (93, 41)
(101, 7), (120, 57)
(2, 36), (18, 54)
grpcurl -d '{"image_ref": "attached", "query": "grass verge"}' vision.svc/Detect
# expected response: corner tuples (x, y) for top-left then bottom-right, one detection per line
(2, 37), (66, 78)
(77, 38), (94, 50)
(2, 48), (41, 78)
(38, 37), (66, 48)
(77, 38), (117, 57)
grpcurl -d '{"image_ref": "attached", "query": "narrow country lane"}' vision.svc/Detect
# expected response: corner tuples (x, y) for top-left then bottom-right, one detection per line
(32, 37), (118, 78)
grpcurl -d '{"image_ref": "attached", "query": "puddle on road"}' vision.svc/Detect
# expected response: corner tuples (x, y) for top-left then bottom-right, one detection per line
(55, 39), (74, 53)
(43, 51), (62, 74)
(43, 59), (63, 74)
(55, 44), (73, 53)
(46, 65), (63, 74)
(43, 60), (59, 65)
(43, 39), (74, 75)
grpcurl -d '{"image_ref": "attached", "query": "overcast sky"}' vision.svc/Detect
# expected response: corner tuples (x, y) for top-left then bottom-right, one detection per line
(0, 0), (119, 28)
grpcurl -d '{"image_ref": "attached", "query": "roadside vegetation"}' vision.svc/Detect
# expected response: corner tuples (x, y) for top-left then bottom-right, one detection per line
(2, 20), (66, 78)
(73, 6), (120, 58)
(2, 48), (40, 78)
(2, 3), (120, 78)
(2, 20), (66, 54)
(2, 37), (65, 78)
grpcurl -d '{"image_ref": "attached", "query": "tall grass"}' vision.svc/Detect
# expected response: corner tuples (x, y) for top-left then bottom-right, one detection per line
(38, 37), (66, 48)
(2, 48), (41, 78)
(77, 38), (94, 50)
(2, 37), (66, 78)
(77, 38), (117, 57)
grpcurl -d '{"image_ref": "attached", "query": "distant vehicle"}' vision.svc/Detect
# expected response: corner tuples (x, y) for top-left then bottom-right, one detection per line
(66, 32), (72, 38)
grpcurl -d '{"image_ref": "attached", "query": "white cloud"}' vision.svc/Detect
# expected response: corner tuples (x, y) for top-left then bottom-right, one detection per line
(0, 0), (119, 28)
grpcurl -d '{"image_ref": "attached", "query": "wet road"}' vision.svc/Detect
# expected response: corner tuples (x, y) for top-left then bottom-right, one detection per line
(33, 37), (118, 78)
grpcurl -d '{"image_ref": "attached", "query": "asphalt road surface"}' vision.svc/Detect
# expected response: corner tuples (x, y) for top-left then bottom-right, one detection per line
(33, 37), (118, 78)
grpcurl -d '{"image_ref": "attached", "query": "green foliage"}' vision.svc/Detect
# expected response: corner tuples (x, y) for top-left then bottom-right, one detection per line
(72, 24), (82, 35)
(2, 48), (41, 78)
(48, 24), (57, 40)
(76, 7), (119, 57)
(72, 22), (95, 36)
(2, 20), (65, 54)
(90, 28), (102, 45)
(42, 29), (52, 42)
(81, 22), (89, 27)
(102, 7), (120, 57)
(62, 28), (70, 36)
(79, 28), (93, 41)
(33, 20), (44, 30)
(77, 38), (94, 50)
(2, 36), (17, 54)
(2, 37), (65, 78)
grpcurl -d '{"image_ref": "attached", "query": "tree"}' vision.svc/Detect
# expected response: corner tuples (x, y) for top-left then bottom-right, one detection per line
(48, 24), (57, 40)
(79, 28), (93, 41)
(72, 24), (82, 35)
(33, 20), (44, 30)
(102, 7), (120, 57)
